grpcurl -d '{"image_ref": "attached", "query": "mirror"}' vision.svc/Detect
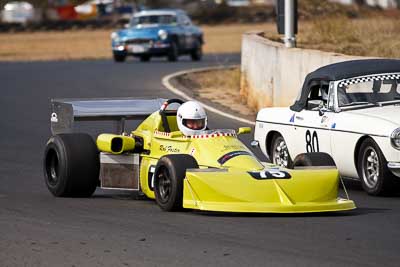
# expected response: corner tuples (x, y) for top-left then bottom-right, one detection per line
(319, 107), (329, 116)
(237, 127), (251, 135)
(250, 140), (259, 147)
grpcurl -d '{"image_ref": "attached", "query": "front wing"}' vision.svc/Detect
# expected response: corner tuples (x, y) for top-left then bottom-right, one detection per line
(183, 168), (355, 213)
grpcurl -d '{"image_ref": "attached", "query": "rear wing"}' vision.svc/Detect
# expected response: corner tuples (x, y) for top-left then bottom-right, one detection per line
(50, 98), (165, 135)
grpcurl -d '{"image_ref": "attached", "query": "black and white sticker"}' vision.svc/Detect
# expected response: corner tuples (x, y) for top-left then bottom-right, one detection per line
(217, 151), (251, 165)
(50, 112), (58, 123)
(248, 169), (291, 180)
(148, 165), (156, 191)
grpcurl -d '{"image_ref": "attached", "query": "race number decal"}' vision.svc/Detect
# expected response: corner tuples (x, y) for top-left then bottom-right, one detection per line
(147, 165), (156, 191)
(305, 130), (319, 152)
(248, 169), (291, 180)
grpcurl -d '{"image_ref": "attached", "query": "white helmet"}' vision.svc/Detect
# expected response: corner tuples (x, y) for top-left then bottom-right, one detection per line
(177, 101), (207, 136)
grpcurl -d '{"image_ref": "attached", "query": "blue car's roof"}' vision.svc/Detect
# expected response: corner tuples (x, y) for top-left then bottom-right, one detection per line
(134, 9), (186, 16)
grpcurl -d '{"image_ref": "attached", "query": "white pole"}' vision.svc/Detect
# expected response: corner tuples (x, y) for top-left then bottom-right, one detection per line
(284, 0), (296, 48)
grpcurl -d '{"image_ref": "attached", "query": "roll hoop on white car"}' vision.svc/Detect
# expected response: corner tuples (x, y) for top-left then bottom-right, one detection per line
(254, 59), (400, 196)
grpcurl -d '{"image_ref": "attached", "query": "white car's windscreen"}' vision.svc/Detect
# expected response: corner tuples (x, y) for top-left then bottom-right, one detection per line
(337, 74), (400, 107)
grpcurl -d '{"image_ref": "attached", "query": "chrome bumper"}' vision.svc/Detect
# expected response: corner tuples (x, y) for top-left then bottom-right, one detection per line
(388, 162), (400, 177)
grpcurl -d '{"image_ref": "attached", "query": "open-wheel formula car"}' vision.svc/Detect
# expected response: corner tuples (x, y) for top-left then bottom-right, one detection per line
(44, 98), (355, 213)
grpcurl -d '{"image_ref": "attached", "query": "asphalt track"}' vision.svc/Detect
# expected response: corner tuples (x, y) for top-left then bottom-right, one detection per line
(1, 54), (400, 267)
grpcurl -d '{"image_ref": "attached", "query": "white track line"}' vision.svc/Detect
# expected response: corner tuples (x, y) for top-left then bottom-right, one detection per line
(162, 65), (256, 126)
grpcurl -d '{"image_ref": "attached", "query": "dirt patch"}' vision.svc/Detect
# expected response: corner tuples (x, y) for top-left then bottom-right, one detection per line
(173, 67), (256, 120)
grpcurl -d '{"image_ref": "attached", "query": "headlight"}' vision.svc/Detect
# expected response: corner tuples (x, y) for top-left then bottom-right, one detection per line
(158, 29), (168, 40)
(390, 128), (400, 149)
(110, 32), (119, 41)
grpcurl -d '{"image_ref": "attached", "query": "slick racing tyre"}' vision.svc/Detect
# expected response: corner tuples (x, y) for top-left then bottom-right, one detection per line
(293, 152), (336, 168)
(154, 154), (199, 211)
(44, 133), (99, 197)
(270, 134), (293, 168)
(357, 138), (398, 196)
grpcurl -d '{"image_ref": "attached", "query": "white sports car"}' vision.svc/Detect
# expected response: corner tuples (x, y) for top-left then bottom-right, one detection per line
(254, 59), (400, 196)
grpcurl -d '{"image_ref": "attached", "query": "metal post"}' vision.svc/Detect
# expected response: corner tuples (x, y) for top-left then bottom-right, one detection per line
(284, 0), (296, 48)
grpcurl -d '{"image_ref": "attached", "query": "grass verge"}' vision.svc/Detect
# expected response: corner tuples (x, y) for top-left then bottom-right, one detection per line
(175, 67), (255, 118)
(0, 23), (275, 61)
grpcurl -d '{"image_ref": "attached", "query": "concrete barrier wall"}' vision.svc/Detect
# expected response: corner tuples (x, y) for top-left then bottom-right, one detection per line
(240, 31), (363, 110)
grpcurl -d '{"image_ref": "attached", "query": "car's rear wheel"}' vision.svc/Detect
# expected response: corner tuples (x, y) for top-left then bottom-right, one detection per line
(154, 154), (198, 211)
(167, 41), (179, 62)
(113, 53), (126, 62)
(44, 133), (99, 197)
(357, 138), (398, 196)
(190, 40), (202, 61)
(293, 152), (336, 168)
(140, 55), (151, 62)
(270, 134), (293, 168)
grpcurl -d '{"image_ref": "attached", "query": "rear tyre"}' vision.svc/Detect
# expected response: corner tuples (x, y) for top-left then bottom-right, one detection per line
(190, 40), (202, 61)
(113, 54), (126, 62)
(140, 55), (151, 62)
(270, 134), (293, 168)
(293, 152), (336, 167)
(167, 41), (179, 62)
(357, 138), (398, 196)
(154, 154), (198, 211)
(43, 133), (99, 197)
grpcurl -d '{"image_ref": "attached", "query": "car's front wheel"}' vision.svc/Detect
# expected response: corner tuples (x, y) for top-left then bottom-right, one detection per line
(167, 41), (179, 62)
(270, 134), (293, 168)
(113, 53), (126, 62)
(357, 138), (398, 196)
(293, 152), (336, 168)
(154, 154), (198, 211)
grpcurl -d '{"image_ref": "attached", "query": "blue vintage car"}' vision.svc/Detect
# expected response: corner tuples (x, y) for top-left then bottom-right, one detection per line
(111, 9), (204, 62)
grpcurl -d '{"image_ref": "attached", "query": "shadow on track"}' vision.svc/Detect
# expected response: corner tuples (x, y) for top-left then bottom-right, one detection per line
(192, 207), (389, 218)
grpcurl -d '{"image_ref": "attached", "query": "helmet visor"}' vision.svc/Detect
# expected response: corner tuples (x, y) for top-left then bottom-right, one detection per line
(182, 118), (205, 130)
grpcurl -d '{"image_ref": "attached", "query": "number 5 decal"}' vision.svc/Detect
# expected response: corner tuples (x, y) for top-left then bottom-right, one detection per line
(305, 130), (319, 153)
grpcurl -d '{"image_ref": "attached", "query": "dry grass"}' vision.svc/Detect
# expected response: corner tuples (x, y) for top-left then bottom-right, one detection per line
(178, 67), (255, 117)
(0, 23), (274, 61)
(297, 18), (400, 58)
(202, 23), (275, 54)
(0, 30), (112, 61)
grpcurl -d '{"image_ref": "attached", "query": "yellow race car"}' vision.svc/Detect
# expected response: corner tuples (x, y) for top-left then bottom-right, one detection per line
(44, 98), (355, 213)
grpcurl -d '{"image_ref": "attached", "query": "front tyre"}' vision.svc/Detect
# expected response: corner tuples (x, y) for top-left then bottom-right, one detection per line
(43, 133), (99, 197)
(154, 154), (198, 211)
(113, 53), (126, 62)
(358, 138), (398, 196)
(270, 134), (293, 168)
(167, 41), (179, 62)
(293, 152), (336, 167)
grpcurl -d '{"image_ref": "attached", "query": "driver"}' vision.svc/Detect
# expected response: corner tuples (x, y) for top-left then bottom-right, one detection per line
(177, 100), (207, 136)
